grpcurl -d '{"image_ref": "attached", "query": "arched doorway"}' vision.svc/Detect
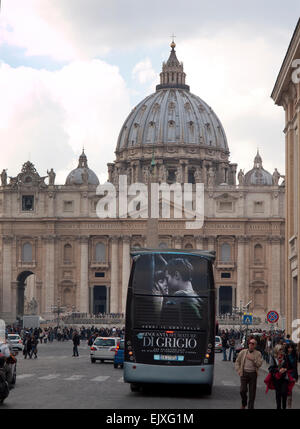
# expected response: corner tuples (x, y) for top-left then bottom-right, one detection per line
(17, 271), (37, 317)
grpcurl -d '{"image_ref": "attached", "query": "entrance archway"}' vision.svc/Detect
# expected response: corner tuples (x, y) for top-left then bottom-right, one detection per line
(17, 271), (37, 317)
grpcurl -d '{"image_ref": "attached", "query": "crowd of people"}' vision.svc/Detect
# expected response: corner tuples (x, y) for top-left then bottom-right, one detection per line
(62, 313), (124, 322)
(5, 325), (125, 344)
(1, 324), (299, 408)
(218, 328), (299, 409)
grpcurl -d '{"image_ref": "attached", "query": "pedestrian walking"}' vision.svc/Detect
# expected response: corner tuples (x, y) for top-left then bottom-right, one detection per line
(72, 331), (80, 357)
(30, 336), (38, 359)
(265, 347), (295, 410)
(228, 338), (235, 362)
(285, 343), (298, 408)
(23, 335), (32, 359)
(221, 334), (228, 361)
(235, 338), (263, 409)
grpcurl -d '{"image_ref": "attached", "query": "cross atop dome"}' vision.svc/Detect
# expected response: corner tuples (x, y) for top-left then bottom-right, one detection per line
(156, 40), (190, 91)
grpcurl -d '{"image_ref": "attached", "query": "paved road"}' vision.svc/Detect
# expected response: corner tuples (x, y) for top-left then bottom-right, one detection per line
(2, 341), (300, 409)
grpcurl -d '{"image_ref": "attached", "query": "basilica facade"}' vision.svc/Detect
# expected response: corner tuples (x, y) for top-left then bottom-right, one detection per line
(0, 42), (285, 324)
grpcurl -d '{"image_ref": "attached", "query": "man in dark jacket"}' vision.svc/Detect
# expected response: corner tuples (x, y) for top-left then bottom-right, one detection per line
(72, 331), (80, 357)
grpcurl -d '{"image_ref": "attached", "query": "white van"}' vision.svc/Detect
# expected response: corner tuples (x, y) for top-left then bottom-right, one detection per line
(90, 337), (120, 363)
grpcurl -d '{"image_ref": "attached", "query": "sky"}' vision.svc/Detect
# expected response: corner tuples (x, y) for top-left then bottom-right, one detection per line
(0, 1), (299, 184)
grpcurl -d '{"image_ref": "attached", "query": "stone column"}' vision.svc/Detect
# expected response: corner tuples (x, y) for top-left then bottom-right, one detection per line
(79, 236), (89, 314)
(89, 286), (94, 315)
(110, 236), (119, 313)
(270, 236), (281, 312)
(47, 192), (55, 217)
(11, 281), (18, 322)
(236, 236), (246, 307)
(207, 236), (215, 252)
(122, 236), (131, 313)
(81, 192), (89, 217)
(36, 281), (42, 315)
(174, 236), (182, 249)
(2, 236), (13, 322)
(44, 235), (55, 319)
(195, 236), (203, 250)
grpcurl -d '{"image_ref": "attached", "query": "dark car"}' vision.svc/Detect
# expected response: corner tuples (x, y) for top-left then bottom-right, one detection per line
(114, 339), (124, 368)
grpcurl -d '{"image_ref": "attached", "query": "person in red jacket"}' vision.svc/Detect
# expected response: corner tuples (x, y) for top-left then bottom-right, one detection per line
(265, 348), (295, 410)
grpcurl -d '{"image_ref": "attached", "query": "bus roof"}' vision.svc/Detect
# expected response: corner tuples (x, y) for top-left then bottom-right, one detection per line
(130, 248), (216, 262)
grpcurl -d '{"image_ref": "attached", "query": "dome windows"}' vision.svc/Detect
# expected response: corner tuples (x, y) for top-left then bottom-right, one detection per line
(116, 89), (228, 151)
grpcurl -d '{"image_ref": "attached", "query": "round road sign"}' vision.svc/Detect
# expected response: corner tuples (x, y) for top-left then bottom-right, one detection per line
(267, 310), (279, 323)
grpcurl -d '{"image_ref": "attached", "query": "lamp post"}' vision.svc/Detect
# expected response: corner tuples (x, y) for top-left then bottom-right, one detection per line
(51, 298), (66, 328)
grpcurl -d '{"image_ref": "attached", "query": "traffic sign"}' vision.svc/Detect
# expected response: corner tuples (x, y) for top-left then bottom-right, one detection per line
(243, 313), (253, 325)
(267, 310), (279, 324)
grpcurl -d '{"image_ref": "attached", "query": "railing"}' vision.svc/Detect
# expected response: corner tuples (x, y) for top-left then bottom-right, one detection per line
(62, 313), (125, 325)
(217, 315), (261, 325)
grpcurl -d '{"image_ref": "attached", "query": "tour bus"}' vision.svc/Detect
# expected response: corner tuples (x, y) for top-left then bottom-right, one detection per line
(124, 248), (216, 394)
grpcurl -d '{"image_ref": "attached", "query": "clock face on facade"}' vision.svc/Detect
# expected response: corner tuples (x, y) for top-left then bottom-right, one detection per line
(24, 175), (33, 184)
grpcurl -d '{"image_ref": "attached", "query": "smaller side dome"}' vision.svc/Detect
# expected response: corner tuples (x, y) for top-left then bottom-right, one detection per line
(65, 150), (99, 186)
(244, 150), (272, 186)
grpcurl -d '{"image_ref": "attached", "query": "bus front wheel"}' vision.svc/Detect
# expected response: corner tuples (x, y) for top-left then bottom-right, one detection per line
(130, 383), (141, 393)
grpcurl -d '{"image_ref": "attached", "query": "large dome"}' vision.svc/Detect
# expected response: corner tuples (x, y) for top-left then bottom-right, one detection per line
(110, 42), (236, 188)
(116, 41), (228, 153)
(116, 89), (228, 151)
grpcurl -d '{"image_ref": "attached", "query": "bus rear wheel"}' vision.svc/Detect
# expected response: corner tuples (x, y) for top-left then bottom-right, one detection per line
(130, 383), (141, 393)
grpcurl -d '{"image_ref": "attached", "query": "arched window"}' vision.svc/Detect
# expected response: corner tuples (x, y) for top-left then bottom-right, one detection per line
(22, 243), (33, 262)
(95, 242), (106, 263)
(185, 243), (193, 249)
(159, 242), (168, 249)
(220, 243), (231, 262)
(254, 244), (263, 264)
(63, 244), (72, 264)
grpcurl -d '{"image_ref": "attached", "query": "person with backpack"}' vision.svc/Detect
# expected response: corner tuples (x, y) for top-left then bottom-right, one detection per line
(0, 354), (10, 404)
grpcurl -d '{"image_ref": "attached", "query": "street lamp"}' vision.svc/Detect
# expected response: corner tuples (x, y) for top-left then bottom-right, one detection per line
(51, 298), (66, 328)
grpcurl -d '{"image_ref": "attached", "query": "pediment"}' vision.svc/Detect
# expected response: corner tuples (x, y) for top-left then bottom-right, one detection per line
(214, 192), (238, 201)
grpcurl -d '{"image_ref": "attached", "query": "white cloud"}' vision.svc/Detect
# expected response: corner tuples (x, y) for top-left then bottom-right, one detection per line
(0, 60), (131, 183)
(132, 58), (156, 85)
(178, 32), (286, 173)
(0, 0), (292, 178)
(1, 0), (298, 61)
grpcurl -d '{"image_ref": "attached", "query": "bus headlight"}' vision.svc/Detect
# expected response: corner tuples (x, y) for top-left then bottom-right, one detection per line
(205, 354), (210, 359)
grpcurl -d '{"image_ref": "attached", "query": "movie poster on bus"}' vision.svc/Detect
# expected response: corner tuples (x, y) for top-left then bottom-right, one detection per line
(132, 253), (210, 331)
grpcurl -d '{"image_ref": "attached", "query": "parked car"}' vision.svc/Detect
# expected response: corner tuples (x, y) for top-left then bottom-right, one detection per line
(7, 334), (23, 351)
(215, 336), (222, 353)
(90, 337), (120, 363)
(114, 339), (124, 368)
